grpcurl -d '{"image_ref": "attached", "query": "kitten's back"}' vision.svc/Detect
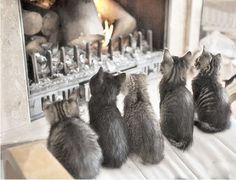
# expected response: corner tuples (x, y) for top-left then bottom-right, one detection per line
(159, 49), (194, 150)
(160, 86), (194, 149)
(89, 68), (128, 168)
(192, 51), (231, 133)
(48, 118), (102, 178)
(44, 90), (102, 179)
(123, 74), (164, 164)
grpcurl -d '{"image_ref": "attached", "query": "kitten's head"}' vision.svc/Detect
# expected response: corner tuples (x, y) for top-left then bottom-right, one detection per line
(90, 67), (126, 97)
(121, 73), (147, 96)
(42, 89), (80, 125)
(194, 48), (221, 75)
(160, 49), (192, 82)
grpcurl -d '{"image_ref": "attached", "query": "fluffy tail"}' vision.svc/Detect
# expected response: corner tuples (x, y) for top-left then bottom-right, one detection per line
(102, 159), (123, 168)
(141, 151), (164, 164)
(168, 136), (193, 150)
(194, 121), (230, 133)
(140, 118), (165, 164)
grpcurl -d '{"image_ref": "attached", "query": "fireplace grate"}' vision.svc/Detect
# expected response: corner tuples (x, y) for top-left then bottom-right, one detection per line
(28, 30), (163, 121)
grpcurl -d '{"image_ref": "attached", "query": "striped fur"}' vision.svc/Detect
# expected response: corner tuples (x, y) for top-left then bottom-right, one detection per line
(122, 74), (164, 164)
(192, 49), (231, 133)
(89, 67), (128, 168)
(43, 91), (103, 178)
(159, 49), (194, 150)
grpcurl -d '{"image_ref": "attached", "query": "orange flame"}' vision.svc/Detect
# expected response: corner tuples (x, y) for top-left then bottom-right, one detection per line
(103, 20), (114, 47)
(94, 0), (114, 47)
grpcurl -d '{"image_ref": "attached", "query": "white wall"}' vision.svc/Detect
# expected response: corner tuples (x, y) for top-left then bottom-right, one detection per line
(167, 0), (203, 55)
(1, 0), (30, 142)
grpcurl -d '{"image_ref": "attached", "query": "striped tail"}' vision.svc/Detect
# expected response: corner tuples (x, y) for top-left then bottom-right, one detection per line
(168, 137), (193, 151)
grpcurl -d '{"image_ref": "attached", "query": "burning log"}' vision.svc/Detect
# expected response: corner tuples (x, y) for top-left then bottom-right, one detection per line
(112, 15), (136, 41)
(41, 11), (59, 37)
(22, 0), (56, 9)
(23, 10), (43, 36)
(94, 0), (136, 41)
(56, 0), (104, 46)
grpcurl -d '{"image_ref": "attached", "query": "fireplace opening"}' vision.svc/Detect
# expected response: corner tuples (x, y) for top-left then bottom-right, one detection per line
(20, 0), (168, 121)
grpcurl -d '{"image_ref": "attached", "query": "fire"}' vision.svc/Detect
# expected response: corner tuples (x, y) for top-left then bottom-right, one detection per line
(94, 0), (114, 47)
(94, 0), (104, 15)
(103, 20), (114, 47)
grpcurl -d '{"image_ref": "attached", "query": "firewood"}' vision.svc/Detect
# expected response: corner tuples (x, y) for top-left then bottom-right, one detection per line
(49, 30), (61, 44)
(41, 11), (59, 37)
(57, 0), (104, 46)
(23, 10), (43, 36)
(26, 36), (47, 54)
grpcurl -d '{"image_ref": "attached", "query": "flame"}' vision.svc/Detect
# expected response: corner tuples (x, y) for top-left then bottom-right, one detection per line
(94, 0), (104, 15)
(103, 20), (113, 47)
(94, 0), (114, 47)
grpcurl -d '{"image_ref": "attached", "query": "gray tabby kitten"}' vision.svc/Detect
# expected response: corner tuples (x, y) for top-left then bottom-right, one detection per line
(121, 74), (164, 164)
(89, 67), (128, 168)
(43, 90), (103, 179)
(159, 49), (194, 150)
(192, 48), (231, 133)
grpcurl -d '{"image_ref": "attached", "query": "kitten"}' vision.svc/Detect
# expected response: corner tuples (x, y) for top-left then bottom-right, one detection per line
(192, 48), (231, 133)
(159, 49), (194, 150)
(43, 90), (103, 179)
(121, 73), (164, 164)
(88, 67), (128, 168)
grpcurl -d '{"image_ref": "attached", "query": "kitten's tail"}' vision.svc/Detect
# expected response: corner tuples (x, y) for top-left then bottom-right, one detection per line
(194, 121), (230, 133)
(168, 137), (192, 150)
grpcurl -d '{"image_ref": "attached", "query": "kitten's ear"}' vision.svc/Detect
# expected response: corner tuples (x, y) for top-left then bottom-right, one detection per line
(183, 51), (192, 61)
(116, 73), (126, 83)
(96, 67), (104, 81)
(202, 45), (206, 54)
(213, 53), (221, 66)
(42, 99), (52, 110)
(215, 53), (221, 59)
(69, 88), (79, 102)
(163, 49), (173, 64)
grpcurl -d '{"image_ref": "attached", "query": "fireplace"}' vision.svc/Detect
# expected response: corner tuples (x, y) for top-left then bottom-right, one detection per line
(1, 0), (203, 144)
(17, 0), (168, 121)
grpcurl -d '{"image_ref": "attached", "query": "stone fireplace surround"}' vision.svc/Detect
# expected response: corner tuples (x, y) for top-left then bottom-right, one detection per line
(0, 0), (202, 145)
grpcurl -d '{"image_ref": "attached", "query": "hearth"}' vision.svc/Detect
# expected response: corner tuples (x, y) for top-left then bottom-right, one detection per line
(28, 30), (162, 120)
(1, 0), (204, 145)
(18, 0), (168, 121)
